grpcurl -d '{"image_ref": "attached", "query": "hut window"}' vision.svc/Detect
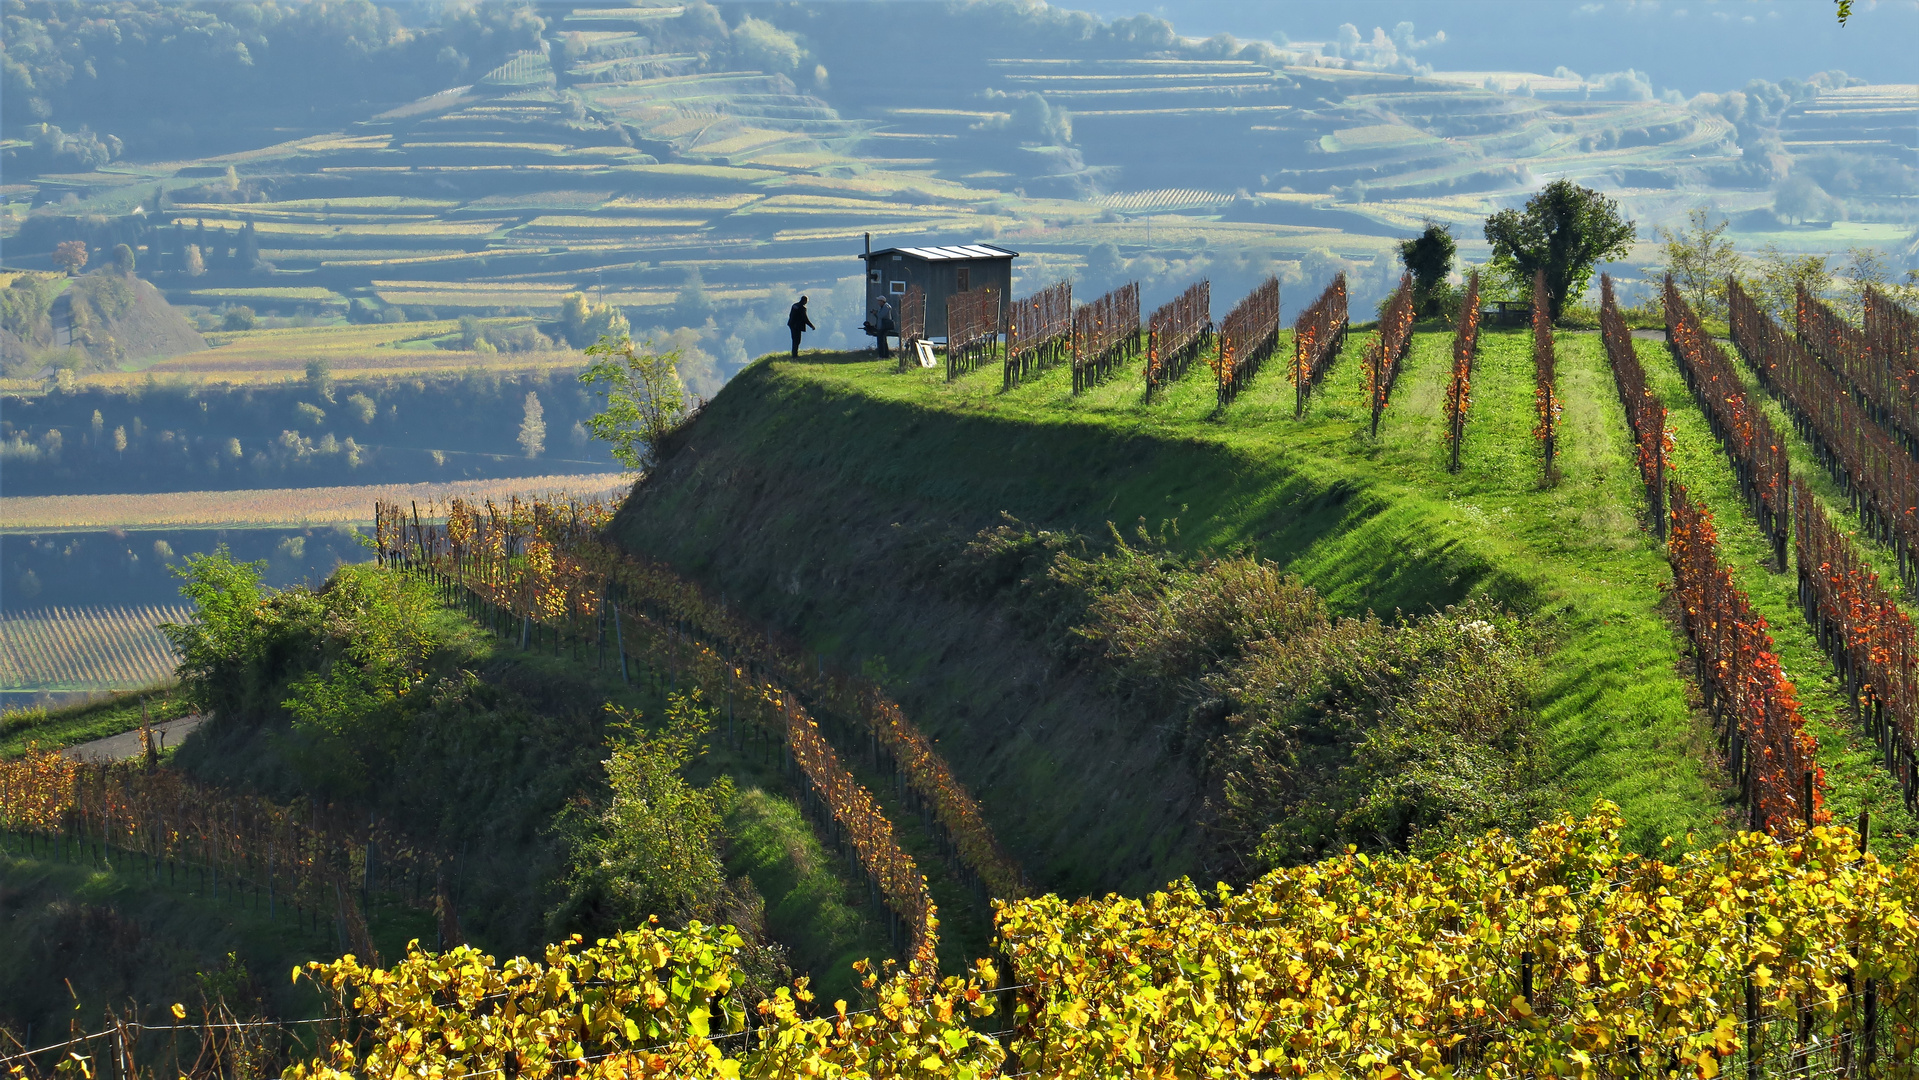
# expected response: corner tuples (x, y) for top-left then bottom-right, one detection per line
(890, 281), (906, 295)
(868, 270), (880, 283)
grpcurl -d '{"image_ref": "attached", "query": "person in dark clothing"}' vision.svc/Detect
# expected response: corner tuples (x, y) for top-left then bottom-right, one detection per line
(787, 295), (815, 358)
(874, 295), (895, 358)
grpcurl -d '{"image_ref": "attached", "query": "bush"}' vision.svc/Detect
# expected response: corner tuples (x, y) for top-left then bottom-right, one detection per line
(222, 305), (257, 331)
(955, 522), (1550, 871)
(557, 691), (733, 930)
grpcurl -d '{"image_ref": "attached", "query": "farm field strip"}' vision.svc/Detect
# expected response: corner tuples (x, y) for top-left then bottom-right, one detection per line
(0, 605), (191, 691)
(0, 473), (629, 531)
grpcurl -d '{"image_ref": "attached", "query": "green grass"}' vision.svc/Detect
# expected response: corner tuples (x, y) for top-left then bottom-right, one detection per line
(0, 840), (352, 1036)
(614, 329), (1737, 891)
(1, 685), (187, 759)
(725, 788), (891, 1002)
(1634, 335), (1919, 853)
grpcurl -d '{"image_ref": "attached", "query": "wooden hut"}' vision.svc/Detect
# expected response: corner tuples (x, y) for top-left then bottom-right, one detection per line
(862, 234), (1017, 339)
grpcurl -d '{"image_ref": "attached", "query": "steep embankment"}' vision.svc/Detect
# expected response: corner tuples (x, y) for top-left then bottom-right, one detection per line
(613, 330), (1731, 897)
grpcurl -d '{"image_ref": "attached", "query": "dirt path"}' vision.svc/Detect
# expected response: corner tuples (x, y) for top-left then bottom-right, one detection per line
(61, 714), (207, 763)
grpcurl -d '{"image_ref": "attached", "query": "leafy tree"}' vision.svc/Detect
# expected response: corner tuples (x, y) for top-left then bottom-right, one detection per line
(1483, 180), (1636, 319)
(518, 391), (545, 458)
(305, 358), (334, 403)
(1649, 208), (1743, 322)
(558, 291), (629, 348)
(579, 335), (688, 470)
(563, 692), (733, 926)
(182, 244), (206, 277)
(161, 546), (269, 715)
(222, 306), (257, 331)
(1743, 244), (1829, 324)
(52, 240), (87, 276)
(111, 243), (135, 275)
(1396, 223), (1456, 318)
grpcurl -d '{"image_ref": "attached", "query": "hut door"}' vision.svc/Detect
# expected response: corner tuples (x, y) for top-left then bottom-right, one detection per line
(956, 267), (970, 292)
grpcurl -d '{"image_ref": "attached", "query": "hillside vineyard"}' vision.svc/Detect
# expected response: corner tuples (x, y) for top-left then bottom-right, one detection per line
(11, 0), (1919, 1073)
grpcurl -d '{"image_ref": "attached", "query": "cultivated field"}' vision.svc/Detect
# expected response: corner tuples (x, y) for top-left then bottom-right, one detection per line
(0, 605), (189, 692)
(0, 473), (632, 531)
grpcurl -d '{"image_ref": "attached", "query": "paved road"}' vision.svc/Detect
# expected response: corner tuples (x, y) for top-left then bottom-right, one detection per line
(62, 714), (207, 763)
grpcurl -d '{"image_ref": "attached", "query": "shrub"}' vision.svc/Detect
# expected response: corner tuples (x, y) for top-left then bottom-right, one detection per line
(222, 305), (257, 331)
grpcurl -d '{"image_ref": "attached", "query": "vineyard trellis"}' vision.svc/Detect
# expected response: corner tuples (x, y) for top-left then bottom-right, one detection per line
(373, 496), (1027, 967)
(1665, 481), (1825, 833)
(1070, 282), (1140, 394)
(944, 286), (1000, 382)
(1730, 278), (1919, 598)
(1212, 276), (1279, 408)
(1793, 476), (1919, 813)
(894, 285), (927, 373)
(1364, 273), (1416, 436)
(1144, 280), (1209, 399)
(1532, 268), (1561, 481)
(1, 605), (190, 691)
(1796, 285), (1919, 456)
(1600, 275), (1669, 537)
(1002, 280), (1071, 389)
(1665, 276), (1790, 568)
(1444, 270), (1481, 473)
(0, 751), (455, 964)
(1292, 273), (1349, 418)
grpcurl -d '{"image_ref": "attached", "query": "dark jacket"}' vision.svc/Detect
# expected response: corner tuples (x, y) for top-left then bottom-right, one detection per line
(788, 301), (815, 331)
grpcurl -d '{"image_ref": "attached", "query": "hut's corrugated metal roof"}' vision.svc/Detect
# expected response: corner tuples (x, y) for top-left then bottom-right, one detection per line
(866, 243), (1019, 261)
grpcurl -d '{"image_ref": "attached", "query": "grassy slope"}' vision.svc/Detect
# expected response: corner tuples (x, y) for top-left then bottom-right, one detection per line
(1635, 335), (1919, 851)
(0, 842), (341, 1037)
(0, 686), (186, 758)
(613, 327), (1732, 899)
(174, 601), (892, 1002)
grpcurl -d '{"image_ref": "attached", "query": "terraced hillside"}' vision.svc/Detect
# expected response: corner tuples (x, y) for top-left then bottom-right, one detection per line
(4, 2), (1913, 390)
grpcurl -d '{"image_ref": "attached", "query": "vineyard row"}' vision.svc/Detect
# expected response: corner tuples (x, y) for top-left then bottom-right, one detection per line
(0, 749), (446, 964)
(1363, 273), (1416, 436)
(1731, 278), (1919, 599)
(1532, 268), (1560, 480)
(1443, 269), (1481, 473)
(1664, 277), (1791, 566)
(374, 495), (1029, 968)
(1600, 280), (1824, 833)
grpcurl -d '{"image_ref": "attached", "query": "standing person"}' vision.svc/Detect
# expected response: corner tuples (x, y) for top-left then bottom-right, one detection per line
(875, 294), (895, 358)
(787, 295), (815, 358)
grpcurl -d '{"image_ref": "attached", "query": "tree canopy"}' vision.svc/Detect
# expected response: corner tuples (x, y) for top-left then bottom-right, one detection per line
(1397, 223), (1457, 318)
(579, 335), (688, 471)
(1484, 180), (1636, 319)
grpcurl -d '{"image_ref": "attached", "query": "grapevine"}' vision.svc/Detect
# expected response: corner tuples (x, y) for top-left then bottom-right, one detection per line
(945, 286), (1001, 382)
(1793, 475), (1919, 812)
(1291, 272), (1348, 418)
(1444, 269), (1480, 472)
(1665, 276), (1791, 567)
(1798, 284), (1919, 454)
(0, 751), (449, 962)
(1600, 274), (1670, 535)
(1364, 272), (1416, 436)
(999, 806), (1911, 1079)
(1002, 280), (1071, 389)
(1731, 278), (1919, 598)
(1143, 280), (1209, 399)
(1070, 282), (1140, 394)
(1212, 275), (1280, 408)
(1532, 268), (1561, 481)
(374, 495), (1030, 968)
(894, 285), (927, 373)
(1666, 480), (1825, 833)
